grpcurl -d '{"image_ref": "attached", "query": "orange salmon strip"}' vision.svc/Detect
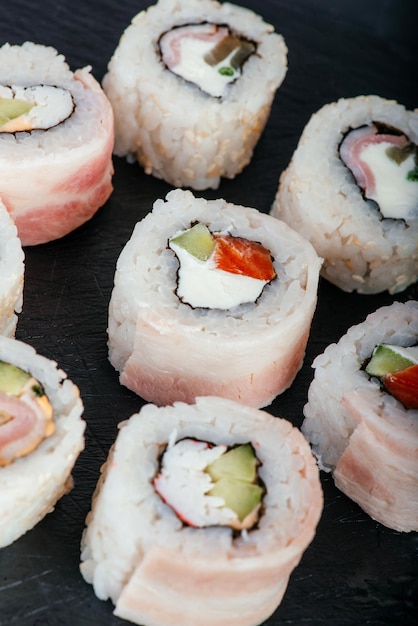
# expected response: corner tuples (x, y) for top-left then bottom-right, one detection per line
(383, 364), (418, 409)
(213, 234), (276, 281)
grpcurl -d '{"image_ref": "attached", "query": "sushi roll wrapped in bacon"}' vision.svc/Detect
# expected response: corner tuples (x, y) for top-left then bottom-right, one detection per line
(302, 300), (418, 532)
(0, 336), (85, 547)
(0, 41), (114, 246)
(0, 200), (24, 337)
(107, 189), (321, 408)
(80, 396), (323, 626)
(102, 0), (287, 190)
(271, 95), (418, 294)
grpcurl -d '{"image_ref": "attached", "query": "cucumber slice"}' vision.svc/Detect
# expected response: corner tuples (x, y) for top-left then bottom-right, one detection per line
(0, 361), (31, 395)
(170, 223), (215, 261)
(365, 344), (418, 376)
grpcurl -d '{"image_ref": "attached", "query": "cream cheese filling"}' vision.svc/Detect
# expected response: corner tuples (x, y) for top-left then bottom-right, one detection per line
(166, 37), (241, 98)
(170, 240), (268, 309)
(360, 142), (418, 219)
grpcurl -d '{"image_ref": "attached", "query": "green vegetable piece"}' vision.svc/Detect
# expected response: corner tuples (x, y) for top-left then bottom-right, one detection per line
(218, 66), (234, 76)
(0, 360), (31, 395)
(407, 166), (418, 182)
(208, 477), (263, 521)
(365, 344), (418, 377)
(170, 223), (215, 261)
(0, 97), (34, 128)
(206, 443), (258, 482)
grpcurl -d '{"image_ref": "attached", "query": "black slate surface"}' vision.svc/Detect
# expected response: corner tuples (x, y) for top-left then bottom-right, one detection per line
(1, 1), (417, 625)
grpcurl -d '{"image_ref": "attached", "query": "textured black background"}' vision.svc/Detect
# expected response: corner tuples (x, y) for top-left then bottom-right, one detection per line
(1, 1), (417, 625)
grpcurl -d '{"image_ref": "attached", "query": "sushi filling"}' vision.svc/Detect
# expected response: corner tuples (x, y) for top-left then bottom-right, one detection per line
(159, 23), (256, 98)
(0, 361), (54, 466)
(339, 123), (418, 220)
(169, 222), (276, 309)
(154, 438), (264, 530)
(364, 343), (418, 410)
(0, 84), (74, 132)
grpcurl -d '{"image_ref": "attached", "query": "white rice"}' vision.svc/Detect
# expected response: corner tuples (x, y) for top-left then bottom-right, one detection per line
(271, 95), (418, 294)
(102, 0), (288, 189)
(0, 336), (85, 548)
(0, 200), (24, 337)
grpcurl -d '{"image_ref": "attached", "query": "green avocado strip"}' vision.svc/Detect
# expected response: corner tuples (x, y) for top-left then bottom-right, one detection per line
(0, 97), (34, 127)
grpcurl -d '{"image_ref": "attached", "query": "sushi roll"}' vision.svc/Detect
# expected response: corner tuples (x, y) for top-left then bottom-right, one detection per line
(102, 0), (287, 190)
(301, 300), (418, 532)
(0, 200), (24, 337)
(80, 396), (323, 626)
(0, 336), (85, 547)
(0, 41), (114, 246)
(271, 95), (418, 294)
(108, 189), (321, 408)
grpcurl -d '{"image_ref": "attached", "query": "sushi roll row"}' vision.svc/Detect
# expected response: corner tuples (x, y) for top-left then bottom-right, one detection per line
(2, 3), (417, 626)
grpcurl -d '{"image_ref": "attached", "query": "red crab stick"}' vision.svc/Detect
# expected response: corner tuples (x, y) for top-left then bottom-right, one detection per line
(213, 234), (276, 281)
(383, 364), (418, 410)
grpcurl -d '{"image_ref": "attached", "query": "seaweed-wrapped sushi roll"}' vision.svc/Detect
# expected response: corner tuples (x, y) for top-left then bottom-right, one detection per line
(0, 41), (114, 246)
(103, 0), (287, 190)
(108, 189), (321, 408)
(271, 95), (418, 294)
(0, 336), (85, 547)
(302, 300), (418, 532)
(0, 200), (24, 337)
(80, 396), (323, 626)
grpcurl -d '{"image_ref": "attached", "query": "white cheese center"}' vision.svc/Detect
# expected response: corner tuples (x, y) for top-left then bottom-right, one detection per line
(169, 38), (240, 98)
(360, 142), (418, 219)
(170, 241), (268, 309)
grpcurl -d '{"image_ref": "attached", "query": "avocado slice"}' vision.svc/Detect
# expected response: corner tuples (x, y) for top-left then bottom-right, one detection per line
(208, 477), (263, 521)
(206, 443), (258, 482)
(0, 97), (34, 128)
(365, 344), (418, 377)
(0, 360), (32, 395)
(170, 223), (215, 261)
(206, 444), (263, 522)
